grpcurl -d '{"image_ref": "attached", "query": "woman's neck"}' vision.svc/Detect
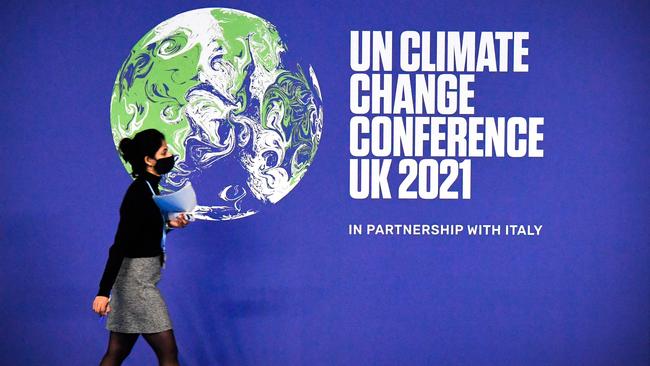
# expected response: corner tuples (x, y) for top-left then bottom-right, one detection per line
(140, 170), (162, 185)
(146, 167), (160, 177)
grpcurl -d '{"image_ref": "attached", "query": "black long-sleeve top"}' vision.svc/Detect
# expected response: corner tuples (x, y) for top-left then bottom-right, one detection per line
(97, 171), (170, 297)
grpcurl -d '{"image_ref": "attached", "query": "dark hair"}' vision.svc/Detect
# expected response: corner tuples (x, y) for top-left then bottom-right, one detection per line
(118, 129), (165, 177)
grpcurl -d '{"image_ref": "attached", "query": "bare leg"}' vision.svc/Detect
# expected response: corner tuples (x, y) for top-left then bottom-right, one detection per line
(99, 331), (139, 366)
(142, 329), (179, 366)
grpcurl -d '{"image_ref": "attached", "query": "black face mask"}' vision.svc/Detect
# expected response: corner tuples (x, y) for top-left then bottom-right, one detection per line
(154, 155), (175, 175)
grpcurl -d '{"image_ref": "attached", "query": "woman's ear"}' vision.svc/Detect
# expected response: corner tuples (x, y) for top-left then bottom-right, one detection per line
(144, 155), (156, 168)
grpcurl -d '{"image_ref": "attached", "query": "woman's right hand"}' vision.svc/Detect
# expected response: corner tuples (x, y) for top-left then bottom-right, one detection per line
(168, 213), (190, 229)
(93, 296), (111, 316)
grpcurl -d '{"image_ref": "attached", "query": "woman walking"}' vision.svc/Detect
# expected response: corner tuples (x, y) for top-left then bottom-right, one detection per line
(92, 129), (190, 365)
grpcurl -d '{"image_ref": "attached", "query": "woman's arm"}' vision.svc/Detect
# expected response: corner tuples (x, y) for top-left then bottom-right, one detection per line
(96, 182), (145, 297)
(97, 233), (127, 297)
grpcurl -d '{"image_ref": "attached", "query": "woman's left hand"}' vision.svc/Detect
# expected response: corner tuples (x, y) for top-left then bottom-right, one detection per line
(168, 213), (190, 229)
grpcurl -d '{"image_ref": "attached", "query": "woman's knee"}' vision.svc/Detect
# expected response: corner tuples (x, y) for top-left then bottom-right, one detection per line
(107, 343), (133, 359)
(105, 332), (138, 360)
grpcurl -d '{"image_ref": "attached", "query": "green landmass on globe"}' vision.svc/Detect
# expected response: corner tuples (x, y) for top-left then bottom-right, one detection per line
(109, 8), (323, 221)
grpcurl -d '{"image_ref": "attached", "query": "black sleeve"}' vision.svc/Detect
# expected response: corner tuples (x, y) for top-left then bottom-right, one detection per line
(96, 182), (145, 297)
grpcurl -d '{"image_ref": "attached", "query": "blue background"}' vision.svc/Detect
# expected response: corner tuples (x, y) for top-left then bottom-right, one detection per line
(1, 0), (648, 365)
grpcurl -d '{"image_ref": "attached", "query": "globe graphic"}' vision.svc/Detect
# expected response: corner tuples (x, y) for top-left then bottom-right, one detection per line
(109, 8), (323, 221)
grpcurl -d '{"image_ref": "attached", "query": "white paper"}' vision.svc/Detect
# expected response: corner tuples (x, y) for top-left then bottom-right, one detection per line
(152, 182), (198, 221)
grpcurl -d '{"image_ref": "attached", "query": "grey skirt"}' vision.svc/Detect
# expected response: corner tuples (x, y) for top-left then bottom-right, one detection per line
(106, 255), (173, 334)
